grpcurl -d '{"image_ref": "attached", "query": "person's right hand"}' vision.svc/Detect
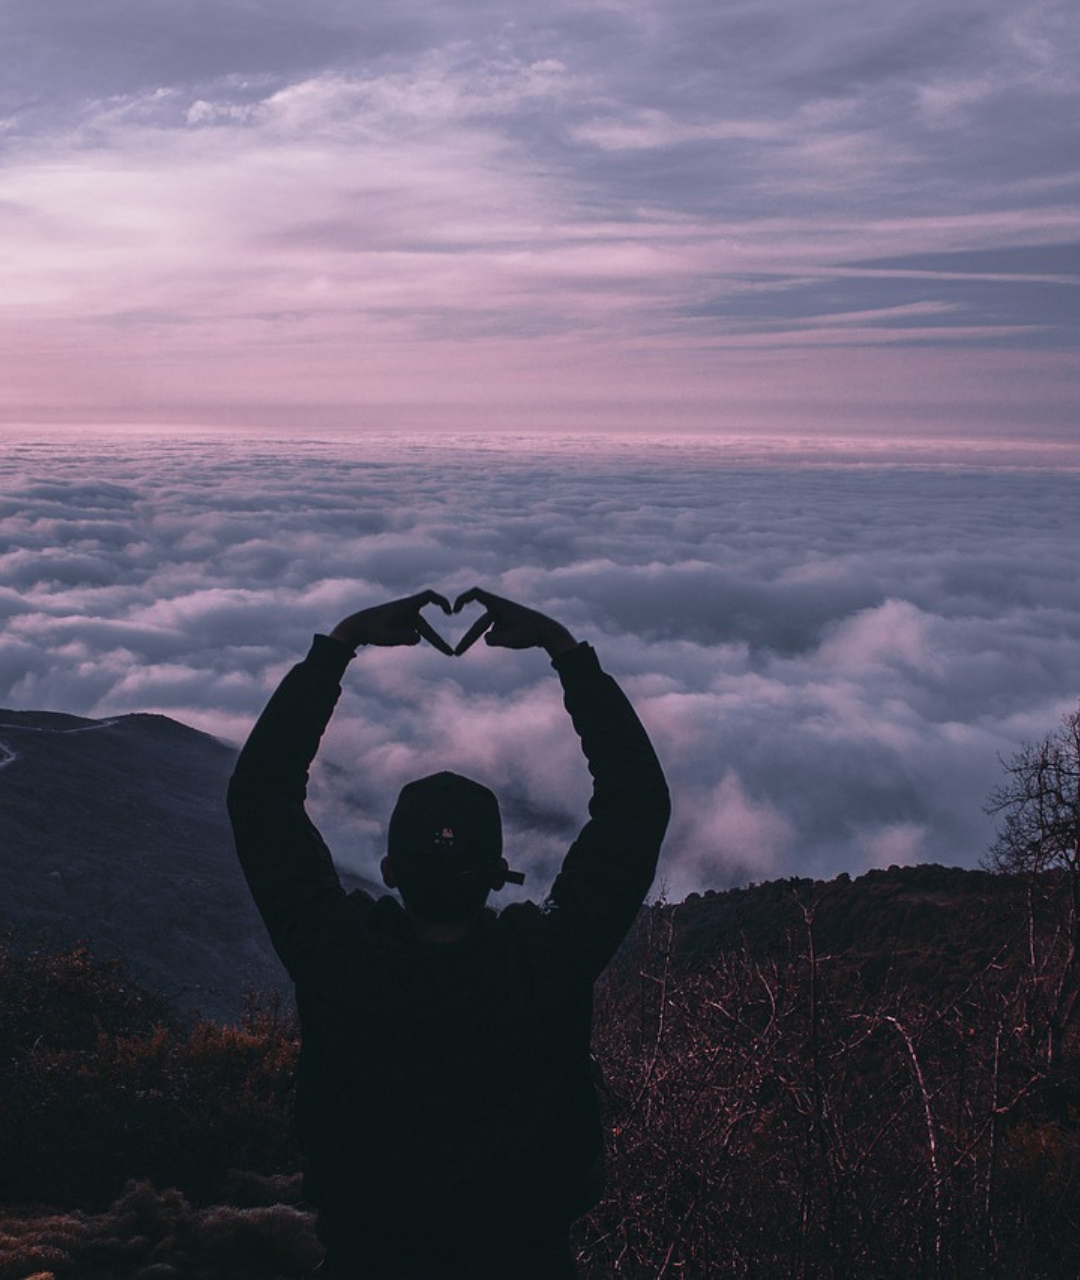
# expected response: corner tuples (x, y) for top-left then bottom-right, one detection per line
(452, 587), (578, 658)
(329, 591), (453, 654)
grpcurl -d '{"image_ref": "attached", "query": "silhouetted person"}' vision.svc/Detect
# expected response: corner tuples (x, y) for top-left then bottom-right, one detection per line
(228, 588), (670, 1279)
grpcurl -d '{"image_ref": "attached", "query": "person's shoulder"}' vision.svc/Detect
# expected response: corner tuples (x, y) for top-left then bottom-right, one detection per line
(359, 889), (402, 915)
(346, 889), (413, 939)
(496, 899), (544, 924)
(495, 898), (570, 946)
(494, 898), (599, 996)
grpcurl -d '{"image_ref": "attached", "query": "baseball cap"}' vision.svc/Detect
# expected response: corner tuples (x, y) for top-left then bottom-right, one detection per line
(387, 771), (525, 888)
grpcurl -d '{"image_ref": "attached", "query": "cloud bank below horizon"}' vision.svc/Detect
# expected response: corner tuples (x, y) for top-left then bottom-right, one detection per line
(3, 430), (1080, 901)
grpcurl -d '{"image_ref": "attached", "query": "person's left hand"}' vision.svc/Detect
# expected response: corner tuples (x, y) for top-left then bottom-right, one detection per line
(329, 591), (453, 654)
(451, 587), (577, 657)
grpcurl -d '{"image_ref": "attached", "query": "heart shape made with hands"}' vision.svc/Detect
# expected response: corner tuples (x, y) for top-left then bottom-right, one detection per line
(419, 597), (491, 656)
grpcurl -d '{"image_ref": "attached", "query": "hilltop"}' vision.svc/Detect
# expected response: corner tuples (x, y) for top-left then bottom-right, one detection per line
(0, 708), (391, 1020)
(668, 860), (1025, 995)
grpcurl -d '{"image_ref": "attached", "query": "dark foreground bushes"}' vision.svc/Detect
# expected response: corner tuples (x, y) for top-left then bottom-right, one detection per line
(0, 1178), (320, 1279)
(4, 873), (1080, 1277)
(577, 904), (1080, 1277)
(0, 937), (299, 1209)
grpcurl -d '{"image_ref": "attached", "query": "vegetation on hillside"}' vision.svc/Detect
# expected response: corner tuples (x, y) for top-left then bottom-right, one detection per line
(583, 871), (1080, 1277)
(0, 937), (297, 1212)
(3, 856), (1080, 1277)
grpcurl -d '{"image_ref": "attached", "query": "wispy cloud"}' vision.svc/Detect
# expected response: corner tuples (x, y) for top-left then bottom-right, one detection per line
(1, 0), (1077, 431)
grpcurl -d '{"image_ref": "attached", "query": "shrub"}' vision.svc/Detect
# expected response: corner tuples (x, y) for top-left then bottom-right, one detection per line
(0, 938), (299, 1208)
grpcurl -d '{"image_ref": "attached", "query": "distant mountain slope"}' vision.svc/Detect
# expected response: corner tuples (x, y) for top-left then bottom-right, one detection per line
(667, 861), (1029, 998)
(0, 708), (378, 1020)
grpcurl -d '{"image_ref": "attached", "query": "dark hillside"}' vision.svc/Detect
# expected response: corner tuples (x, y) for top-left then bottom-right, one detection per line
(671, 862), (1026, 997)
(3, 863), (1080, 1275)
(3, 708), (1080, 1275)
(0, 708), (277, 1019)
(1, 707), (384, 1019)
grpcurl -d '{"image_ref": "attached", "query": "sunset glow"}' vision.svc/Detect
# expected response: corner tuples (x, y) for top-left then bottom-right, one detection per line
(2, 0), (1077, 436)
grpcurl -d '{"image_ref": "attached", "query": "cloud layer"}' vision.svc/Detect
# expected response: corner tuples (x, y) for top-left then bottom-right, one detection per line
(2, 0), (1078, 432)
(3, 429), (1079, 902)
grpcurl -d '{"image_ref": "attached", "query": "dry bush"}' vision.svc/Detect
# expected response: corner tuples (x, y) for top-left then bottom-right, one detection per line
(6, 887), (1080, 1277)
(0, 1182), (320, 1280)
(0, 938), (299, 1208)
(574, 903), (1080, 1278)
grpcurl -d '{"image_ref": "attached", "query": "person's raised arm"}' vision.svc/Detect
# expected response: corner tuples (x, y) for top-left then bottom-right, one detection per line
(453, 586), (670, 977)
(228, 591), (451, 974)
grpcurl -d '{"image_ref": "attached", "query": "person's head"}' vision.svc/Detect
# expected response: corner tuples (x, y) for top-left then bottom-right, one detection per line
(381, 771), (518, 924)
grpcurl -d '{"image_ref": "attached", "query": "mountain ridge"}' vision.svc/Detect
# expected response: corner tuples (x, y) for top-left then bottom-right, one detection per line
(0, 706), (371, 1020)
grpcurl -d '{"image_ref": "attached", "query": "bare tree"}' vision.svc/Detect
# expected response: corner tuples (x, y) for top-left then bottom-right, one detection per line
(986, 705), (1080, 877)
(985, 703), (1080, 1065)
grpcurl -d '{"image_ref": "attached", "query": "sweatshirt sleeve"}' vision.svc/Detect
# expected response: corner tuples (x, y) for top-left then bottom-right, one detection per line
(541, 643), (671, 979)
(227, 634), (356, 977)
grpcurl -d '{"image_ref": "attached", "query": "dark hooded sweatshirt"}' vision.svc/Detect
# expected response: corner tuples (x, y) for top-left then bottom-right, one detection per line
(227, 636), (670, 1275)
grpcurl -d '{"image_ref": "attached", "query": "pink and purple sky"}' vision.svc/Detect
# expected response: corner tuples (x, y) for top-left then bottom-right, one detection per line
(2, 0), (1078, 438)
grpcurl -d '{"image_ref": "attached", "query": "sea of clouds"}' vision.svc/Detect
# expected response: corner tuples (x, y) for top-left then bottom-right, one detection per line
(3, 429), (1080, 902)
